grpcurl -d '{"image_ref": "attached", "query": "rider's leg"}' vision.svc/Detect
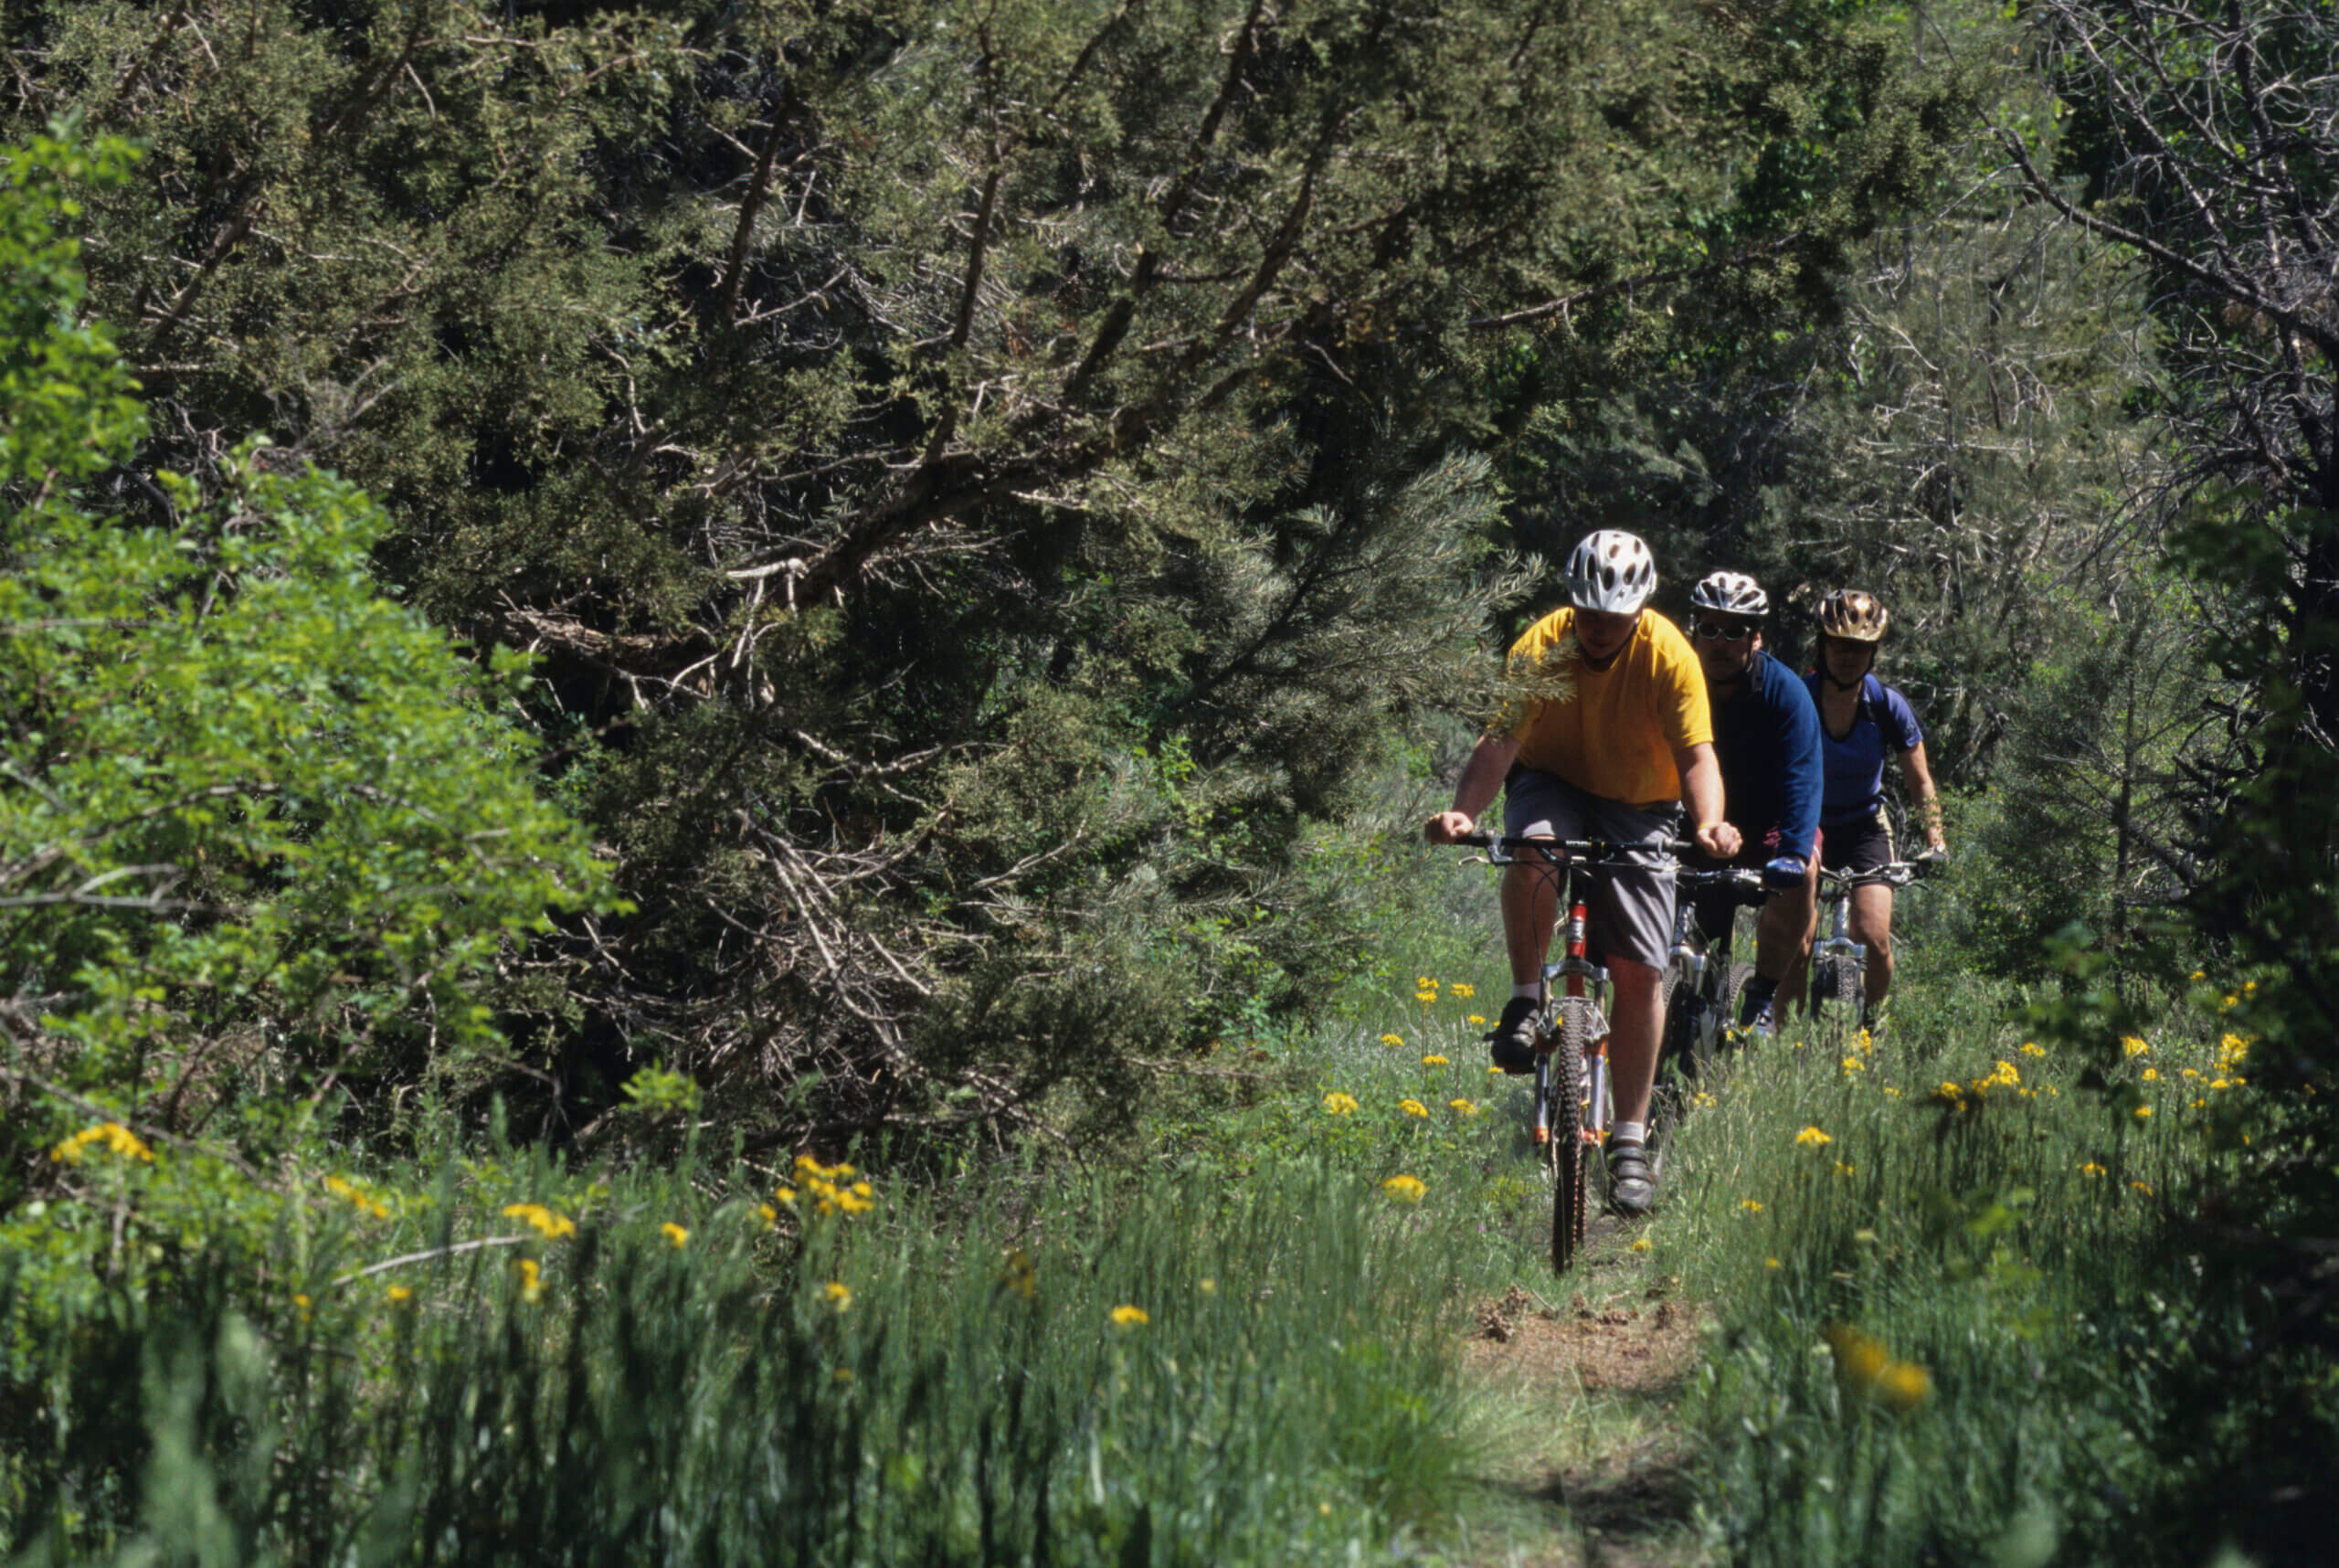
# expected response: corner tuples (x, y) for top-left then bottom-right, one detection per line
(1777, 832), (1831, 1016)
(1604, 954), (1663, 1126)
(1499, 848), (1561, 990)
(1848, 882), (1895, 1011)
(1752, 855), (1819, 982)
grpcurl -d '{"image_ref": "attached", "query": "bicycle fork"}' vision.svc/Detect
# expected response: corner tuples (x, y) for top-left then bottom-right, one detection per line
(1533, 897), (1608, 1150)
(1813, 895), (1866, 995)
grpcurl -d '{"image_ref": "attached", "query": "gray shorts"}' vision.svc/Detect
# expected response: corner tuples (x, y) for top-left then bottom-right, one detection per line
(1501, 768), (1682, 969)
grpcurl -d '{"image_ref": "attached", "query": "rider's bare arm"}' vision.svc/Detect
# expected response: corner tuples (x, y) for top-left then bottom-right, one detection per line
(1900, 739), (1946, 853)
(1425, 733), (1521, 843)
(1675, 742), (1741, 859)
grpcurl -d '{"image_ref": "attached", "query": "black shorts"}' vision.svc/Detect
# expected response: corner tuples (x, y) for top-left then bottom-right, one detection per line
(1817, 809), (1894, 875)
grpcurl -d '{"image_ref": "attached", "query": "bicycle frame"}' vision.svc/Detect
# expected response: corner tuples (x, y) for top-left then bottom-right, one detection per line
(1809, 862), (1923, 1024)
(1664, 866), (1763, 1063)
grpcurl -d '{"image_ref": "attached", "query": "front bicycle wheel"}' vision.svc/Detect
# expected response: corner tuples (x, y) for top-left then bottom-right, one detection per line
(1548, 1029), (1587, 1275)
(1809, 956), (1863, 1037)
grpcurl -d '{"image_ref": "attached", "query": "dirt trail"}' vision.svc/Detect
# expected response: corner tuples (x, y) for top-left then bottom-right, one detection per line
(1446, 1216), (1710, 1568)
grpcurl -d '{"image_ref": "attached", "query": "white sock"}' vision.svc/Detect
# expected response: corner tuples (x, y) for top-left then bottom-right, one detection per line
(1612, 1120), (1646, 1147)
(1511, 981), (1540, 1001)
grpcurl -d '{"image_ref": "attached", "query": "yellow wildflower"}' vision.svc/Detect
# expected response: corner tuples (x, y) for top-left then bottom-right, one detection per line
(1108, 1304), (1148, 1328)
(1380, 1033), (1403, 1048)
(661, 1223), (690, 1248)
(1826, 1322), (1889, 1387)
(2134, 1105), (2154, 1119)
(1883, 1086), (1900, 1097)
(1449, 1098), (1480, 1118)
(1414, 991), (1438, 1005)
(2143, 1067), (2159, 1082)
(1692, 1091), (1717, 1108)
(1450, 982), (1476, 999)
(1841, 1054), (1866, 1074)
(2189, 969), (2206, 980)
(2079, 1160), (2106, 1177)
(49, 1121), (154, 1165)
(1794, 1125), (1833, 1148)
(1466, 1014), (1486, 1025)
(1874, 1360), (1932, 1410)
(1398, 1098), (1428, 1118)
(324, 1175), (393, 1220)
(514, 1258), (544, 1303)
(1382, 1173), (1427, 1203)
(773, 1183), (798, 1205)
(1198, 1277), (1216, 1297)
(1323, 1091), (1360, 1116)
(2122, 1036), (2150, 1056)
(1740, 1199), (1764, 1214)
(386, 1284), (413, 1305)
(1764, 1256), (1782, 1270)
(825, 1280), (853, 1311)
(1001, 1249), (1037, 1301)
(1833, 1161), (1856, 1177)
(2019, 1042), (2046, 1057)
(2132, 1181), (2154, 1195)
(758, 1202), (778, 1228)
(1421, 1054), (1451, 1068)
(1629, 1237), (1652, 1254)
(502, 1202), (577, 1240)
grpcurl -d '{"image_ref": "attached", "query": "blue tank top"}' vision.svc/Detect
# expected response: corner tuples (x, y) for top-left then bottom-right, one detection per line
(1803, 673), (1923, 828)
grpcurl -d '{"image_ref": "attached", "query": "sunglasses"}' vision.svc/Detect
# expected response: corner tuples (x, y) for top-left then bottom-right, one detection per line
(1693, 620), (1755, 642)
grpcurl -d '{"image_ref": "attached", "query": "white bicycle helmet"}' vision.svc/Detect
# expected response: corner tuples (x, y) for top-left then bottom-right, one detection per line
(1562, 530), (1657, 614)
(1689, 570), (1770, 619)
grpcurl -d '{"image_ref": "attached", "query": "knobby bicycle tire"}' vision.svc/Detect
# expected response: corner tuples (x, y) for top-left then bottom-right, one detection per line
(1656, 959), (1700, 1083)
(1547, 1027), (1588, 1275)
(1809, 956), (1863, 1035)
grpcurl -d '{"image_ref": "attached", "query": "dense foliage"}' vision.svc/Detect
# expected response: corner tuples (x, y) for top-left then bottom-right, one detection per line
(1, 0), (2335, 1557)
(0, 0), (1975, 1146)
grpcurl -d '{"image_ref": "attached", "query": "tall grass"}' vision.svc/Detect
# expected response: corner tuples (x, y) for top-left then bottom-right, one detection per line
(1646, 941), (2267, 1565)
(3, 1142), (1489, 1566)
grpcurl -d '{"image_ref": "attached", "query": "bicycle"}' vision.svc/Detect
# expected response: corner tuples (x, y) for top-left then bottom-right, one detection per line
(1657, 864), (1766, 1084)
(1807, 859), (1930, 1034)
(1455, 833), (1682, 1274)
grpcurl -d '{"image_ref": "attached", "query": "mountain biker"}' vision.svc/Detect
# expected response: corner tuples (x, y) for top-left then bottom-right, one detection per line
(1679, 571), (1822, 1038)
(1782, 589), (1947, 1027)
(1424, 530), (1740, 1216)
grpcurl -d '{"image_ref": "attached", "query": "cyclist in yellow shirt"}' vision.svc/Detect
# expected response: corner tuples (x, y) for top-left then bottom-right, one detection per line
(1425, 531), (1739, 1215)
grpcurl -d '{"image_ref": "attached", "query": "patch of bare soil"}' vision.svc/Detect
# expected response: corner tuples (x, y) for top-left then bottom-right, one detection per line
(1447, 1217), (1709, 1568)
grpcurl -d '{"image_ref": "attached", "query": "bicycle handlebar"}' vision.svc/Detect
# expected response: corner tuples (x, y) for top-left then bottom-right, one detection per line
(1817, 860), (1930, 893)
(1449, 832), (1695, 865)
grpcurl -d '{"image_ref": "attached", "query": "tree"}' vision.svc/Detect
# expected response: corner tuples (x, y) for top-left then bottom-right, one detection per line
(5, 0), (1965, 1146)
(0, 126), (610, 1192)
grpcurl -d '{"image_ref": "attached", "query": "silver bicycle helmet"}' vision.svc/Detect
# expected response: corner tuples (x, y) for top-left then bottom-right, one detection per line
(1562, 530), (1657, 614)
(1689, 570), (1770, 619)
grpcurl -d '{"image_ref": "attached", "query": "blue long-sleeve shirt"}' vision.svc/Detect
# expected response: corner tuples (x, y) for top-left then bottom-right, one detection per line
(1710, 651), (1823, 862)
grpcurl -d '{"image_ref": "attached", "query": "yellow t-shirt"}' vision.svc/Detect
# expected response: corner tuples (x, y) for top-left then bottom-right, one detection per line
(1501, 608), (1712, 806)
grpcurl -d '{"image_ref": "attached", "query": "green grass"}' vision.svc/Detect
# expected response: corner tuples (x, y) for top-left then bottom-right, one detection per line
(1641, 940), (2271, 1566)
(3, 824), (2309, 1566)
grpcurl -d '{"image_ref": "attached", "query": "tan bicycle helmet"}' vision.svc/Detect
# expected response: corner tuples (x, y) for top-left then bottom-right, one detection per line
(1816, 588), (1889, 642)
